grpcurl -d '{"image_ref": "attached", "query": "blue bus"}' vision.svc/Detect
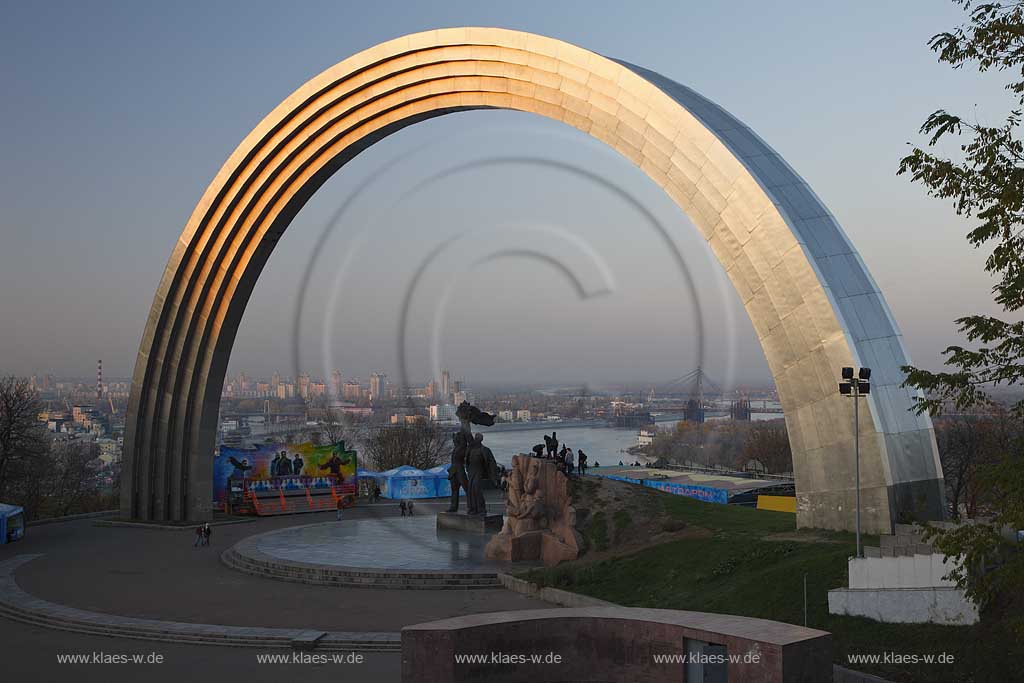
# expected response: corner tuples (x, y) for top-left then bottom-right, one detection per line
(0, 504), (25, 544)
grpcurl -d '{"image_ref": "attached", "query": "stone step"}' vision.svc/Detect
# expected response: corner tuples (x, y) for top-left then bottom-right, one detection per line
(221, 550), (500, 589)
(0, 603), (399, 651)
(862, 545), (937, 559)
(226, 550), (493, 579)
(226, 558), (498, 583)
(880, 533), (932, 548)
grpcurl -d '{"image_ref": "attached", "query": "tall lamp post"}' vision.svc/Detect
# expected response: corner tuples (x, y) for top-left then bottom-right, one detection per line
(839, 366), (871, 558)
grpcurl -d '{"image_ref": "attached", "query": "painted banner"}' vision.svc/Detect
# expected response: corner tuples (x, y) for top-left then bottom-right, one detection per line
(643, 479), (729, 504)
(387, 475), (437, 499)
(593, 472), (728, 505)
(213, 441), (357, 509)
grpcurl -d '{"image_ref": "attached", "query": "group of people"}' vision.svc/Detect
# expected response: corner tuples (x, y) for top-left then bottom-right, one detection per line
(529, 432), (588, 477)
(192, 522), (212, 547)
(270, 450), (303, 477)
(399, 499), (416, 516)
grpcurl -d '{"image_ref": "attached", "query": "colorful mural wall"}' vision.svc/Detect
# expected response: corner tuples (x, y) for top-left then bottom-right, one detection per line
(213, 441), (357, 509)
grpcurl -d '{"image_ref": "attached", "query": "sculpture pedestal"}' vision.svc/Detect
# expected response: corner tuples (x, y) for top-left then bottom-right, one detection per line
(436, 511), (503, 534)
(485, 529), (579, 565)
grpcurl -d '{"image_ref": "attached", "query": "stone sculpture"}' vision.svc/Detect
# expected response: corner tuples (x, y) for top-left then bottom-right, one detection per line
(485, 454), (582, 566)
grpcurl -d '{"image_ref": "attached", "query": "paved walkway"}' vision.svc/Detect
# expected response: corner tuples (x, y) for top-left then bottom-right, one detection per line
(0, 498), (547, 633)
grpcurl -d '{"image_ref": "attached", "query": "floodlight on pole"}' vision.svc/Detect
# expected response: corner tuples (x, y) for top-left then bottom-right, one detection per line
(839, 366), (871, 559)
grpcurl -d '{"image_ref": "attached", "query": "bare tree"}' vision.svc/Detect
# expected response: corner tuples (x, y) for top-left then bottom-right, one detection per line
(47, 439), (100, 516)
(739, 421), (793, 475)
(0, 376), (47, 498)
(364, 423), (450, 471)
(314, 407), (365, 447)
(933, 411), (1016, 519)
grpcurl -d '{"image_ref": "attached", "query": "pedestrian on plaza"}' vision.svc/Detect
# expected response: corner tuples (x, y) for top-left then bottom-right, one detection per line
(336, 496), (345, 521)
(193, 525), (203, 548)
(399, 499), (407, 517)
(202, 523), (212, 546)
(406, 500), (415, 516)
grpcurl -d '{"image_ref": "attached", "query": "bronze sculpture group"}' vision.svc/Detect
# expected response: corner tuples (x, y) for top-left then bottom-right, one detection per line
(447, 401), (500, 515)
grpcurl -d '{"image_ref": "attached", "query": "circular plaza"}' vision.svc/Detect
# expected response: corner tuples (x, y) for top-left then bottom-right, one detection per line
(224, 514), (532, 588)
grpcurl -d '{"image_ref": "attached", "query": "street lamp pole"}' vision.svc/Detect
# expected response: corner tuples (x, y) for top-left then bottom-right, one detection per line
(840, 366), (870, 559)
(853, 378), (861, 559)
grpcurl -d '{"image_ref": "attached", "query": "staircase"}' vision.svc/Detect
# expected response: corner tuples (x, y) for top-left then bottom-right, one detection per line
(221, 546), (502, 590)
(829, 522), (978, 625)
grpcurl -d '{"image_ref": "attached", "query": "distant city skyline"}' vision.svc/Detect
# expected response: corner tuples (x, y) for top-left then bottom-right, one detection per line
(0, 1), (1008, 387)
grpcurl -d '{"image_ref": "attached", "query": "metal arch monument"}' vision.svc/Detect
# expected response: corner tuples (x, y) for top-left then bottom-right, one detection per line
(122, 27), (944, 532)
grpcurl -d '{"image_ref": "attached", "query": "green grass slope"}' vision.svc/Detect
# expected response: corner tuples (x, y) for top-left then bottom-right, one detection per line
(521, 481), (1021, 683)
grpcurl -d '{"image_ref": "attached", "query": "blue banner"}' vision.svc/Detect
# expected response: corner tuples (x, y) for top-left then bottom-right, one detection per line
(643, 479), (729, 504)
(387, 475), (437, 499)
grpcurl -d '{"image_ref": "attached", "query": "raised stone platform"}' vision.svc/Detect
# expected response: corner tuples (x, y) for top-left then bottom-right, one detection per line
(436, 511), (503, 533)
(224, 517), (535, 589)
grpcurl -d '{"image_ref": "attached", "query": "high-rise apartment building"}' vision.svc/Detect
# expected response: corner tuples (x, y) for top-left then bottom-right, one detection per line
(369, 373), (386, 401)
(440, 369), (451, 401)
(342, 381), (361, 401)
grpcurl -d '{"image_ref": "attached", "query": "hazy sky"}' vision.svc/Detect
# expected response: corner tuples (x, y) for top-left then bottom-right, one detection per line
(0, 0), (1011, 389)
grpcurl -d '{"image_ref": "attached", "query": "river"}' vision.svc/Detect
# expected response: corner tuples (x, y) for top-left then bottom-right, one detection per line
(477, 412), (783, 468)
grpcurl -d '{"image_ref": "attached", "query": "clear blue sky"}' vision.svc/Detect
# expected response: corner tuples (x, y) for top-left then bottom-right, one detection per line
(0, 0), (1008, 388)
